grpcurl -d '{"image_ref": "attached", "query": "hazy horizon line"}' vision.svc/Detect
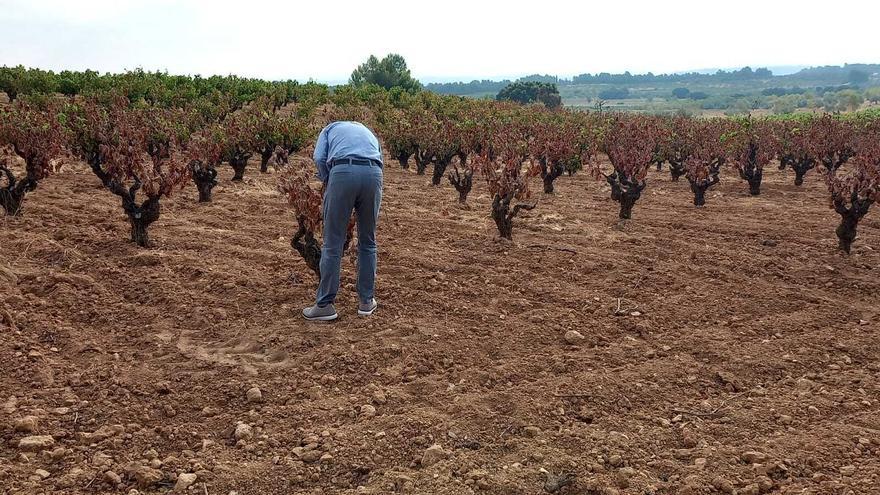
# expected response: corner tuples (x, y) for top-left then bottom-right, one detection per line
(4, 61), (875, 86)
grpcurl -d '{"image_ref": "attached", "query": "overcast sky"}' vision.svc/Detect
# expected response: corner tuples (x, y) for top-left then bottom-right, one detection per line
(1, 0), (877, 83)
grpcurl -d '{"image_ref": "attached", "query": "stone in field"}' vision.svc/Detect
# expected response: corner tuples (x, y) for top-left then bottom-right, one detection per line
(246, 387), (263, 403)
(174, 473), (198, 491)
(421, 444), (448, 466)
(233, 422), (253, 441)
(19, 435), (55, 451)
(104, 470), (122, 485)
(125, 464), (164, 488)
(299, 450), (322, 463)
(523, 426), (541, 438)
(78, 424), (124, 443)
(740, 451), (768, 464)
(14, 415), (39, 433)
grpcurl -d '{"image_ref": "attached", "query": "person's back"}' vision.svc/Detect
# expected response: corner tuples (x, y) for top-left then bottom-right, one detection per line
(313, 121), (383, 183)
(302, 121), (384, 321)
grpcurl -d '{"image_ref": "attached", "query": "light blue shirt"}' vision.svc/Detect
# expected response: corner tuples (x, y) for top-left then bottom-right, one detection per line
(313, 121), (383, 183)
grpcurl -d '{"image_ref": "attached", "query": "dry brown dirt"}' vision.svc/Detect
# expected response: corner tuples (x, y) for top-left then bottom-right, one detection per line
(1, 157), (879, 495)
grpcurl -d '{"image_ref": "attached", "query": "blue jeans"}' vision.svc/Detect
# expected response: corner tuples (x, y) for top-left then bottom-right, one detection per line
(316, 163), (383, 306)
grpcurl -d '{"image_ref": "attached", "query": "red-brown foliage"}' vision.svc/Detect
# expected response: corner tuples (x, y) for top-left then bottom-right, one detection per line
(726, 118), (779, 195)
(806, 114), (855, 172)
(278, 163), (356, 277)
(684, 119), (726, 207)
(824, 125), (880, 253)
(593, 115), (659, 219)
(530, 116), (580, 193)
(0, 100), (66, 215)
(66, 97), (190, 246)
(476, 128), (539, 240)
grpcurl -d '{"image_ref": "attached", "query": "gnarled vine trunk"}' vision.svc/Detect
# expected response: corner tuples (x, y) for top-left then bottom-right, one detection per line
(127, 197), (160, 247)
(689, 176), (719, 207)
(291, 216), (322, 277)
(191, 162), (218, 203)
(691, 182), (707, 207)
(290, 216), (356, 278)
(739, 167), (763, 196)
(688, 162), (721, 207)
(669, 160), (686, 182)
(792, 158), (815, 186)
(606, 171), (645, 219)
(431, 156), (453, 186)
(618, 188), (641, 219)
(491, 192), (536, 240)
(540, 158), (565, 194)
(778, 156), (791, 171)
(739, 142), (763, 196)
(0, 167), (35, 216)
(606, 172), (622, 202)
(448, 167), (473, 203)
(230, 152), (251, 181)
(415, 149), (432, 176)
(260, 147), (274, 173)
(834, 196), (873, 254)
(90, 161), (162, 248)
(396, 151), (411, 169)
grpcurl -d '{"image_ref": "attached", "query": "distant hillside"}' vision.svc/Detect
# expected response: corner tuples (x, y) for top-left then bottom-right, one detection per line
(425, 64), (880, 98)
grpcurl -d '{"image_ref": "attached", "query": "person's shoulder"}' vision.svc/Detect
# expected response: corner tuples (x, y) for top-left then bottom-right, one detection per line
(336, 121), (375, 133)
(351, 121), (378, 134)
(327, 121), (358, 130)
(340, 120), (367, 129)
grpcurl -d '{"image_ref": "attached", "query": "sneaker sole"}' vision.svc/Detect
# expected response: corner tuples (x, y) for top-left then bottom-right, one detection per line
(357, 305), (377, 316)
(304, 313), (339, 321)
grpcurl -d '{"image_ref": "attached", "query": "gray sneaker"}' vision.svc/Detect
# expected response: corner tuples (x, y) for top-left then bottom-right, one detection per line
(302, 303), (338, 321)
(358, 299), (378, 316)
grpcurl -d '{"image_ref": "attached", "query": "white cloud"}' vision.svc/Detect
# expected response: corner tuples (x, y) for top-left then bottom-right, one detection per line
(0, 0), (876, 82)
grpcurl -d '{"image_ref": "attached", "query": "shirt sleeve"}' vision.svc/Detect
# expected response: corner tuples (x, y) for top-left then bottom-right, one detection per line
(314, 126), (330, 183)
(372, 130), (383, 165)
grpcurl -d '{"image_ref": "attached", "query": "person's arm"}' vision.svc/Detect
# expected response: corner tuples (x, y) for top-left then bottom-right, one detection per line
(314, 126), (330, 183)
(370, 128), (383, 166)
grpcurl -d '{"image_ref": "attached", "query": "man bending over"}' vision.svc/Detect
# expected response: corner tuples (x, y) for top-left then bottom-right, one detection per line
(302, 121), (383, 321)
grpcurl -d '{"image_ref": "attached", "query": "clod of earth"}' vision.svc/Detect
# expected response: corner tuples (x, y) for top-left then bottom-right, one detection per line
(14, 415), (39, 433)
(246, 386), (263, 403)
(741, 451), (769, 464)
(543, 471), (576, 493)
(104, 470), (122, 485)
(564, 330), (585, 344)
(125, 463), (165, 489)
(233, 422), (253, 441)
(18, 435), (55, 451)
(371, 390), (387, 404)
(421, 444), (448, 467)
(360, 404), (377, 417)
(78, 424), (125, 443)
(523, 426), (541, 437)
(173, 472), (197, 492)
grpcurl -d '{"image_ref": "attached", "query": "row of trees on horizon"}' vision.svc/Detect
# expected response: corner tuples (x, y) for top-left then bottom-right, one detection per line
(426, 64), (880, 94)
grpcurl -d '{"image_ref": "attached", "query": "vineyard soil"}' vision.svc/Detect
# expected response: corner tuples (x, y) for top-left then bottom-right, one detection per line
(1, 157), (879, 494)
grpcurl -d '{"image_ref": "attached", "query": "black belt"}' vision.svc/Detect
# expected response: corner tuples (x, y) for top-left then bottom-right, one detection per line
(331, 157), (381, 166)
